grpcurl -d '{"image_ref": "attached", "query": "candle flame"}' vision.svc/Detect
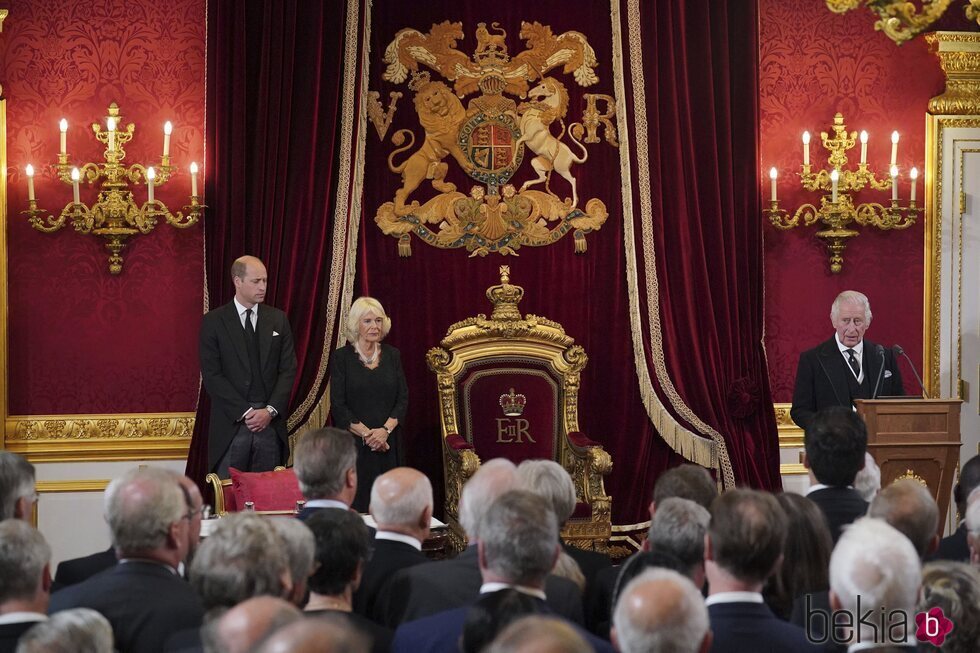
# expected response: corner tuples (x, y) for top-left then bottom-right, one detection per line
(71, 167), (80, 181)
(26, 164), (34, 177)
(860, 130), (868, 144)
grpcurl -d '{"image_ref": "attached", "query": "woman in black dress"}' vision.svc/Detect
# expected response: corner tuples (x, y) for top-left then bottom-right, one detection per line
(330, 297), (408, 512)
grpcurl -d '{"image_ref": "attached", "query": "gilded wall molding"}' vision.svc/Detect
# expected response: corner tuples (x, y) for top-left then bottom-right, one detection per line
(774, 402), (804, 448)
(1, 95), (8, 441)
(926, 32), (980, 115)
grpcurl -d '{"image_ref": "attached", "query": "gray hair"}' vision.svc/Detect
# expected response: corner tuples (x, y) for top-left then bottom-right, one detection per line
(190, 512), (289, 610)
(345, 296), (391, 344)
(459, 459), (519, 539)
(830, 290), (872, 325)
(613, 568), (708, 653)
(966, 499), (980, 535)
(830, 517), (921, 642)
(917, 561), (980, 653)
(0, 451), (35, 521)
(853, 452), (881, 502)
(648, 497), (710, 571)
(868, 479), (938, 558)
(486, 616), (591, 653)
(517, 459), (577, 524)
(293, 428), (357, 499)
(104, 467), (186, 554)
(16, 608), (113, 653)
(480, 490), (558, 586)
(269, 518), (316, 594)
(0, 520), (51, 603)
(369, 473), (433, 527)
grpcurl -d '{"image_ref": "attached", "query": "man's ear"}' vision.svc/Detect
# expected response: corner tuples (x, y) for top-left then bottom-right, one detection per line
(698, 630), (713, 653)
(610, 627), (619, 651)
(346, 467), (356, 490)
(419, 505), (432, 530)
(648, 500), (656, 518)
(829, 590), (841, 612)
(42, 563), (53, 593)
(477, 541), (488, 572)
(803, 452), (810, 470)
(14, 496), (31, 521)
(928, 533), (940, 557)
(641, 539), (651, 553)
(352, 559), (364, 591)
(703, 533), (713, 561)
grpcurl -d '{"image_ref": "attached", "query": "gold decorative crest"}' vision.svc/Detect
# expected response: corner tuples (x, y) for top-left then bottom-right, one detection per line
(374, 21), (615, 257)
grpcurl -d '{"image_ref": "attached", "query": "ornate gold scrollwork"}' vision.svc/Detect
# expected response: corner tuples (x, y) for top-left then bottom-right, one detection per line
(367, 90), (403, 140)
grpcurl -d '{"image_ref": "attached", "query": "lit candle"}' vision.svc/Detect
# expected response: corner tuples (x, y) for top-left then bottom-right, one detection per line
(26, 163), (34, 201)
(71, 167), (81, 205)
(890, 165), (899, 201)
(190, 161), (199, 196)
(910, 167), (918, 203)
(163, 121), (172, 157)
(890, 131), (899, 166)
(802, 131), (811, 166)
(147, 167), (156, 204)
(769, 167), (778, 202)
(860, 130), (868, 165)
(107, 117), (116, 151)
(830, 169), (839, 204)
(59, 119), (68, 155)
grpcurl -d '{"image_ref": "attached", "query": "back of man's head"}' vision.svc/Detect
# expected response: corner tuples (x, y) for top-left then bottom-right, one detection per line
(479, 490), (558, 587)
(207, 596), (302, 653)
(0, 451), (35, 522)
(707, 489), (786, 584)
(804, 407), (868, 487)
(369, 467), (433, 532)
(486, 615), (591, 653)
(652, 464), (717, 511)
(830, 517), (920, 642)
(254, 614), (367, 653)
(612, 568), (710, 653)
(0, 520), (51, 611)
(268, 518), (315, 607)
(868, 479), (939, 558)
(648, 497), (710, 573)
(293, 428), (357, 501)
(307, 509), (371, 596)
(517, 460), (577, 525)
(459, 459), (519, 540)
(954, 455), (980, 516)
(190, 512), (290, 610)
(16, 607), (113, 653)
(104, 467), (185, 558)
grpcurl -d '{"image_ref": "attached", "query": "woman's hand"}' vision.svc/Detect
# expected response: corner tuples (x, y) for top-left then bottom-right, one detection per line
(364, 428), (390, 452)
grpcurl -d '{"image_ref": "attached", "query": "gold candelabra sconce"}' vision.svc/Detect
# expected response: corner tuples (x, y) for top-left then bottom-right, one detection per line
(22, 103), (204, 274)
(765, 113), (919, 274)
(826, 0), (980, 46)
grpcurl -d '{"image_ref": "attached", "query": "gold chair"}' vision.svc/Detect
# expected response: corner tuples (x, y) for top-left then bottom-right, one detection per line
(428, 266), (612, 552)
(205, 466), (293, 516)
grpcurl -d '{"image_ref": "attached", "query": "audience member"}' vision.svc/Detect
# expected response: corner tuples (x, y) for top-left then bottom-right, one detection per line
(48, 467), (203, 653)
(486, 615), (591, 653)
(15, 608), (112, 653)
(377, 459), (583, 626)
(203, 596), (302, 653)
(254, 616), (368, 653)
(293, 427), (359, 520)
(829, 517), (920, 651)
(650, 464), (718, 515)
(459, 589), (548, 653)
(50, 548), (116, 594)
(0, 521), (51, 653)
(804, 406), (869, 543)
(916, 561), (980, 653)
(769, 493), (832, 622)
(269, 518), (316, 608)
(933, 454), (980, 562)
(704, 489), (818, 652)
(868, 479), (939, 559)
(612, 568), (711, 653)
(552, 552), (586, 592)
(305, 510), (391, 653)
(852, 452), (881, 502)
(0, 452), (35, 523)
(354, 467), (431, 620)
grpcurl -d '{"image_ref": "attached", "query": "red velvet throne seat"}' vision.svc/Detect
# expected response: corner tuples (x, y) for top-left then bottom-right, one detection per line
(427, 266), (612, 552)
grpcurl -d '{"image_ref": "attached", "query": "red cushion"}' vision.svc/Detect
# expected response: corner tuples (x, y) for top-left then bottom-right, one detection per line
(222, 483), (238, 512)
(229, 467), (303, 511)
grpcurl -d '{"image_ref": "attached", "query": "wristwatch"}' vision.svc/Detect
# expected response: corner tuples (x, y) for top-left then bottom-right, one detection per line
(382, 424), (392, 434)
(265, 405), (278, 417)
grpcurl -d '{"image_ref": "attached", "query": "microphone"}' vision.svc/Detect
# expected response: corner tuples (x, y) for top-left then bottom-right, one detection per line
(871, 344), (886, 399)
(893, 344), (929, 398)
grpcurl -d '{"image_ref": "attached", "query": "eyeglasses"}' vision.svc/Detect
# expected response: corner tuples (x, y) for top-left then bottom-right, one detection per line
(183, 504), (212, 521)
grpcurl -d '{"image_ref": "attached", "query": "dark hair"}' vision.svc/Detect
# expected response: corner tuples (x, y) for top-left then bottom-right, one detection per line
(954, 455), (980, 516)
(460, 589), (547, 653)
(764, 493), (832, 620)
(652, 464), (717, 509)
(708, 489), (786, 584)
(610, 549), (690, 615)
(306, 510), (370, 596)
(804, 407), (867, 487)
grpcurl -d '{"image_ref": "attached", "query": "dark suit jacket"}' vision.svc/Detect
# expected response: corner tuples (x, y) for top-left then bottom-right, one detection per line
(48, 560), (204, 653)
(562, 541), (610, 634)
(707, 601), (821, 653)
(51, 546), (117, 593)
(354, 537), (429, 620)
(931, 522), (969, 562)
(806, 486), (868, 544)
(791, 337), (904, 430)
(0, 619), (44, 653)
(377, 545), (584, 627)
(199, 300), (297, 470)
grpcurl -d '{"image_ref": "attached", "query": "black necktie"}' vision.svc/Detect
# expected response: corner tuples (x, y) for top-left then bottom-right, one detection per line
(845, 348), (860, 378)
(244, 308), (255, 340)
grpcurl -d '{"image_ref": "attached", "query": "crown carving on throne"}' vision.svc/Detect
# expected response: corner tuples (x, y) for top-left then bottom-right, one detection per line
(499, 388), (527, 416)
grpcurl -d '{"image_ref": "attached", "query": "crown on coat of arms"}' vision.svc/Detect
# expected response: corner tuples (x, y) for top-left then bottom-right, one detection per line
(499, 387), (527, 416)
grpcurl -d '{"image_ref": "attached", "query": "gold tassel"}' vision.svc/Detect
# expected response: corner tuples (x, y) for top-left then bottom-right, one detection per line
(398, 234), (412, 257)
(574, 230), (586, 253)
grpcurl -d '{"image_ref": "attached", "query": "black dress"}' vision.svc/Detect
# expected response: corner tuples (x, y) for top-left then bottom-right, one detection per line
(329, 343), (409, 511)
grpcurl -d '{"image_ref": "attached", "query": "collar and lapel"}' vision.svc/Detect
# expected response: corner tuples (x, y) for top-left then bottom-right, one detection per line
(817, 337), (854, 406)
(255, 303), (274, 370)
(220, 300), (275, 372)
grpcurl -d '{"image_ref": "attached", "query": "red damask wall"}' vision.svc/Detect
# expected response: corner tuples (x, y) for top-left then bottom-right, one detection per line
(759, 0), (947, 401)
(1, 0), (206, 414)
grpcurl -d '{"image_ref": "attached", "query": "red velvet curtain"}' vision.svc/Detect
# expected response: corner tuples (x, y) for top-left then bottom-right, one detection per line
(186, 0), (362, 488)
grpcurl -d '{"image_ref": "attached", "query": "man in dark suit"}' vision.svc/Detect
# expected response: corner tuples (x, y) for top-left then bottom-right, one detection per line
(932, 454), (980, 562)
(293, 427), (360, 522)
(803, 407), (870, 543)
(791, 290), (904, 431)
(200, 255), (297, 475)
(392, 491), (612, 653)
(354, 467), (432, 619)
(48, 468), (204, 653)
(704, 490), (819, 653)
(0, 521), (52, 653)
(378, 459), (584, 627)
(50, 547), (116, 593)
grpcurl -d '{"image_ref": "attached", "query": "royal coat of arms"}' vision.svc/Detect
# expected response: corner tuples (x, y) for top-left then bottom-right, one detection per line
(372, 21), (615, 257)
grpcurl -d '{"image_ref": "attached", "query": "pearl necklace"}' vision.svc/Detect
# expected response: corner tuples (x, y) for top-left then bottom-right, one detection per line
(355, 342), (379, 365)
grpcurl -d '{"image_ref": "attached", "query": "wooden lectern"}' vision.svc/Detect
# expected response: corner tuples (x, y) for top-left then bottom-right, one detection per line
(855, 398), (962, 533)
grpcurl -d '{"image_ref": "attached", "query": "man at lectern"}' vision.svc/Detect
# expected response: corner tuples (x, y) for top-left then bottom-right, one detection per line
(790, 290), (903, 430)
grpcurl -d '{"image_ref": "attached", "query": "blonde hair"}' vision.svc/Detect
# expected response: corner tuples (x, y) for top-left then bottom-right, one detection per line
(345, 297), (391, 344)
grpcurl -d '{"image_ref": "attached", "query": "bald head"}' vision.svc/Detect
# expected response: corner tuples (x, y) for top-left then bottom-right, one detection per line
(232, 256), (268, 307)
(370, 468), (433, 540)
(254, 616), (367, 653)
(212, 596), (301, 653)
(459, 459), (519, 539)
(612, 568), (710, 653)
(868, 479), (939, 558)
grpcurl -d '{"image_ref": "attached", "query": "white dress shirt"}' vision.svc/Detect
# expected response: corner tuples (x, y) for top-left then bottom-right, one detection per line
(835, 334), (865, 383)
(375, 530), (423, 551)
(234, 297), (258, 330)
